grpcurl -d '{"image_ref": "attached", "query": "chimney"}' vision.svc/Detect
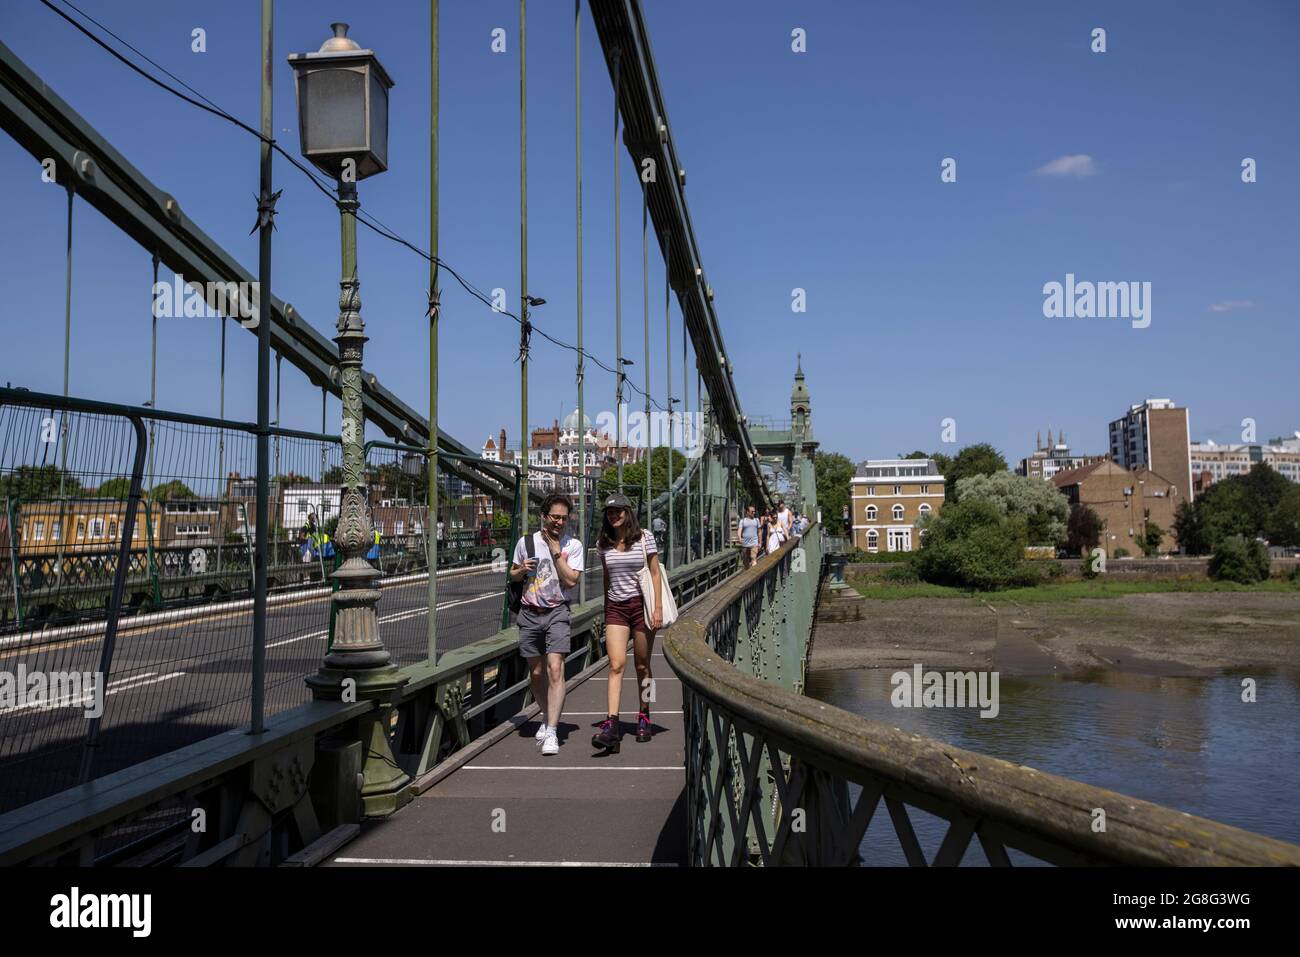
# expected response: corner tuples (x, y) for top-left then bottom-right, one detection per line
(500, 428), (507, 454)
(1047, 428), (1053, 449)
(1037, 430), (1042, 451)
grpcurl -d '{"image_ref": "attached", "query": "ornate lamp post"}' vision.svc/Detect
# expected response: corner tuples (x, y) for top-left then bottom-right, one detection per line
(289, 24), (408, 815)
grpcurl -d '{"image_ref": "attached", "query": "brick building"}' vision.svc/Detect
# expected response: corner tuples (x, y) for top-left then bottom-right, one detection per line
(1108, 399), (1193, 502)
(1052, 460), (1182, 556)
(849, 458), (945, 553)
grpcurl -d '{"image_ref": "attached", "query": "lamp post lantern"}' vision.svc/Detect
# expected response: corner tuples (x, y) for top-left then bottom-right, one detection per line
(290, 24), (408, 816)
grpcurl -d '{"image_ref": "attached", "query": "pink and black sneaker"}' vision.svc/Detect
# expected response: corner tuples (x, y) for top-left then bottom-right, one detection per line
(592, 715), (621, 754)
(636, 711), (652, 743)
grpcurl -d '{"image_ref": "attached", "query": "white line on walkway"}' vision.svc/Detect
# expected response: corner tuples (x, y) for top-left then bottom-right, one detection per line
(332, 857), (680, 867)
(563, 710), (682, 715)
(463, 766), (683, 771)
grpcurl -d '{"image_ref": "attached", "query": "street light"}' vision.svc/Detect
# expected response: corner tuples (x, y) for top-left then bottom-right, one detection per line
(287, 23), (394, 181)
(291, 23), (408, 815)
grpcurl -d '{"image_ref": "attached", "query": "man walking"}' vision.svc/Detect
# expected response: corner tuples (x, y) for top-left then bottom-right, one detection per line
(738, 505), (760, 567)
(510, 492), (584, 756)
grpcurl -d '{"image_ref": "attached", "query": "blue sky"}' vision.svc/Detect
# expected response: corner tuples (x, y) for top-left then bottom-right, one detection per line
(2, 0), (1297, 468)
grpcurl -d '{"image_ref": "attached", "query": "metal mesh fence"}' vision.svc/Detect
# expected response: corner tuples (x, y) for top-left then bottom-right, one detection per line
(1, 387), (750, 815)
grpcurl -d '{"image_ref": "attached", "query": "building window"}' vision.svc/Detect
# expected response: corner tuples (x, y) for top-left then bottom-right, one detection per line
(919, 485), (928, 494)
(51, 521), (61, 542)
(918, 503), (932, 516)
(866, 529), (878, 552)
(32, 520), (45, 542)
(76, 519), (86, 539)
(893, 485), (902, 495)
(892, 504), (904, 521)
(866, 486), (875, 495)
(89, 518), (105, 538)
(865, 505), (877, 520)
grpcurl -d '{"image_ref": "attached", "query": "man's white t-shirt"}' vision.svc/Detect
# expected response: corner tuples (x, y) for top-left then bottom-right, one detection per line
(513, 531), (585, 608)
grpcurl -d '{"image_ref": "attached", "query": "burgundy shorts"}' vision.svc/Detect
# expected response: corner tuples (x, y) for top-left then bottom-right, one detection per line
(604, 593), (645, 630)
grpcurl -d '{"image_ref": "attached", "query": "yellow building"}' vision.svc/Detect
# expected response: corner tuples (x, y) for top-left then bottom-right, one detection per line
(849, 458), (945, 553)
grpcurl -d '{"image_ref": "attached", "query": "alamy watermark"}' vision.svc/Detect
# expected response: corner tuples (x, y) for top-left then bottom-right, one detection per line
(1043, 273), (1150, 329)
(1, 666), (104, 719)
(891, 664), (999, 718)
(152, 273), (260, 328)
(594, 404), (705, 459)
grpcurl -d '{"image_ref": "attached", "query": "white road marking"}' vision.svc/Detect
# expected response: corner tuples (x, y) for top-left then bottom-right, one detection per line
(332, 858), (679, 867)
(0, 670), (185, 714)
(266, 592), (497, 648)
(563, 710), (682, 715)
(463, 766), (683, 771)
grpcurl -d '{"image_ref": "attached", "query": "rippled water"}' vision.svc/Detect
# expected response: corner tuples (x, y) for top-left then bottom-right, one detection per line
(803, 667), (1300, 865)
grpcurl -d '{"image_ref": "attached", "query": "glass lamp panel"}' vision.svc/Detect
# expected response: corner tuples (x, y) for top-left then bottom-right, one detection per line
(300, 67), (367, 154)
(368, 69), (389, 171)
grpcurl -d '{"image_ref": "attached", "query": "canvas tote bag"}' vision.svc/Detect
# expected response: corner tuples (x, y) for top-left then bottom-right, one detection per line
(638, 533), (678, 629)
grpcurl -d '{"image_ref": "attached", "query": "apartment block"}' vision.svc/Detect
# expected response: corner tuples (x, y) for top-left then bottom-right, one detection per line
(1108, 398), (1193, 501)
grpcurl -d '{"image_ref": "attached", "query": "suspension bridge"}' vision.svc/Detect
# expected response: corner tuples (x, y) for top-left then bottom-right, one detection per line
(0, 0), (1296, 869)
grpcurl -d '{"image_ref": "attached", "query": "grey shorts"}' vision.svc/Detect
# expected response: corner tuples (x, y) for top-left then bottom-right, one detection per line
(518, 603), (572, 658)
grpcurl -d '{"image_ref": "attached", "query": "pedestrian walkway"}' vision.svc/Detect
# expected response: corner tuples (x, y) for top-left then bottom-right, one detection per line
(327, 652), (687, 866)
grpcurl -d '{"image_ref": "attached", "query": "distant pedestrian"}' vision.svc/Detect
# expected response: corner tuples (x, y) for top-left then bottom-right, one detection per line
(511, 493), (584, 757)
(738, 505), (760, 568)
(777, 499), (792, 535)
(767, 515), (788, 555)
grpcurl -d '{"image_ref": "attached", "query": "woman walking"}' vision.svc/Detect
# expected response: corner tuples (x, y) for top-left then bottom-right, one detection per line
(592, 492), (666, 753)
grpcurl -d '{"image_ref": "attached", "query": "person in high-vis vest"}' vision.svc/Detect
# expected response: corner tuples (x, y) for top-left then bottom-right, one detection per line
(367, 527), (381, 562)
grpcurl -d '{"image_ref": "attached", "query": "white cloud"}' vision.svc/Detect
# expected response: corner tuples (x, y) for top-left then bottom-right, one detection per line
(1032, 154), (1097, 177)
(1208, 300), (1255, 312)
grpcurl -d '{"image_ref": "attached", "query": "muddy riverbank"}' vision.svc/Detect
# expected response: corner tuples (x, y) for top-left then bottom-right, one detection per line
(811, 588), (1300, 676)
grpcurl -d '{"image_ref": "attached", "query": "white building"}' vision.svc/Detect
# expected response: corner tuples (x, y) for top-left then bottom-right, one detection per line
(1190, 439), (1300, 487)
(281, 484), (343, 530)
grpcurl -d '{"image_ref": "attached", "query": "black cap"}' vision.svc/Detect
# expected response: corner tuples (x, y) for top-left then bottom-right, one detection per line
(603, 492), (632, 511)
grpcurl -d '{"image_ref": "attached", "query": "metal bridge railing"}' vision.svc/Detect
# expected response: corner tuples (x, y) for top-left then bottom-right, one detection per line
(665, 523), (1300, 866)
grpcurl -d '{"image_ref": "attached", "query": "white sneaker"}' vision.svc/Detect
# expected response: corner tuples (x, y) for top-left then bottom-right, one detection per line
(541, 731), (559, 756)
(535, 722), (549, 744)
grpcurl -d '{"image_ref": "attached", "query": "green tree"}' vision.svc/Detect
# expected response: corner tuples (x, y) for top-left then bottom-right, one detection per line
(1173, 500), (1208, 555)
(1067, 504), (1103, 556)
(1266, 492), (1300, 547)
(1141, 520), (1165, 557)
(149, 480), (196, 502)
(0, 464), (83, 501)
(1208, 536), (1270, 584)
(1185, 463), (1300, 551)
(953, 471), (1068, 545)
(96, 476), (133, 499)
(913, 499), (1029, 591)
(596, 447), (688, 510)
(812, 452), (854, 534)
(944, 444), (1008, 502)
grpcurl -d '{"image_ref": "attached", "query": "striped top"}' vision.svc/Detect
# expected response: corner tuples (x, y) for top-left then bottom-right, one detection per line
(600, 530), (658, 602)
